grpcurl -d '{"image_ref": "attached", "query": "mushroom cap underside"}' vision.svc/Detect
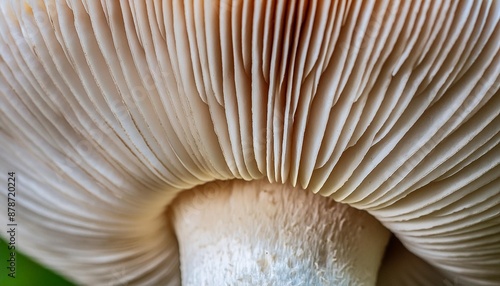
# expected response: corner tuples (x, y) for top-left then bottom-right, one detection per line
(0, 0), (499, 285)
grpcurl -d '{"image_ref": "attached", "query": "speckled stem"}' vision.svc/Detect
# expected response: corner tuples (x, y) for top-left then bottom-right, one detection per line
(170, 179), (390, 285)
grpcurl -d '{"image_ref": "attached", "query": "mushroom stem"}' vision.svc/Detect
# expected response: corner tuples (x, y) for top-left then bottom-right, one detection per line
(170, 179), (390, 285)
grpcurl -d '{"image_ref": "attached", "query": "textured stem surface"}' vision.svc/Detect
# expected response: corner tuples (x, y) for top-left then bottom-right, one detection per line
(171, 179), (390, 285)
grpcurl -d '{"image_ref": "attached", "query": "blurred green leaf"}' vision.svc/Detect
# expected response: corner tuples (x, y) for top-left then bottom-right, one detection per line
(0, 238), (75, 286)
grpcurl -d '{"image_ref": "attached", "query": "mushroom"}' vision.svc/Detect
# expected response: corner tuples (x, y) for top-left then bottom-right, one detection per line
(0, 0), (499, 285)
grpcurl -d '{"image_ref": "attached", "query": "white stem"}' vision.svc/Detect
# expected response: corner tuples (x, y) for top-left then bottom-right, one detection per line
(171, 179), (390, 285)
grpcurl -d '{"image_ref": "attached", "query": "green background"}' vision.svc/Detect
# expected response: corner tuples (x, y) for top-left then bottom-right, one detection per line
(0, 238), (75, 286)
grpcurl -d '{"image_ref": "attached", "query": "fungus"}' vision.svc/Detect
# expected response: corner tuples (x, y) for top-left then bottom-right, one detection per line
(0, 0), (499, 285)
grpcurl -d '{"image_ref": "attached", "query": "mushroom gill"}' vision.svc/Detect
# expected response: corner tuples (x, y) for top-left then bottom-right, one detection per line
(0, 0), (499, 285)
